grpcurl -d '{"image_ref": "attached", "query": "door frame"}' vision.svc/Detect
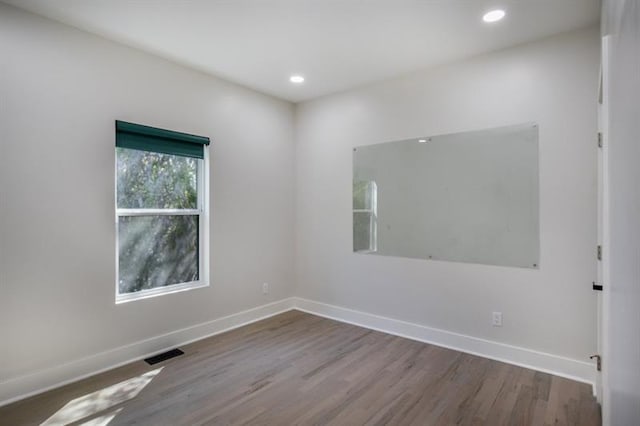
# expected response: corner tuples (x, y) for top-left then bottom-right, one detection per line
(596, 33), (611, 424)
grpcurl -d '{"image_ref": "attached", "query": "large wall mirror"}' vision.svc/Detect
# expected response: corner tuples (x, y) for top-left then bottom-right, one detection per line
(353, 123), (539, 269)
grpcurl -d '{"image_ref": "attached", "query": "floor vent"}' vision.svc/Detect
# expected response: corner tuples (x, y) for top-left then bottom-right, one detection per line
(144, 348), (184, 365)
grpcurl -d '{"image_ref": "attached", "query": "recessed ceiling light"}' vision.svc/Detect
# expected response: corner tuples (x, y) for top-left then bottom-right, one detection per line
(483, 9), (505, 23)
(418, 139), (427, 143)
(290, 75), (305, 84)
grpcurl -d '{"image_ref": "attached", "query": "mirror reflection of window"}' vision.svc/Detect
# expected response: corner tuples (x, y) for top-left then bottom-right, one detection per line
(353, 180), (377, 253)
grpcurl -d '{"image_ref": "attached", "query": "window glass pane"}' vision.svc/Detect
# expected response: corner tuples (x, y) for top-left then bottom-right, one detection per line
(118, 215), (199, 294)
(117, 148), (198, 209)
(353, 180), (373, 210)
(354, 211), (373, 252)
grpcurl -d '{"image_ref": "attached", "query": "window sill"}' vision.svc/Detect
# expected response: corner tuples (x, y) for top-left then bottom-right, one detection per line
(116, 280), (209, 304)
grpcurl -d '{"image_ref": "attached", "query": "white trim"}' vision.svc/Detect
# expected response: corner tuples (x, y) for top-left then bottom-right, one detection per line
(114, 149), (209, 303)
(599, 34), (612, 424)
(115, 280), (208, 304)
(0, 298), (296, 407)
(116, 209), (201, 216)
(0, 296), (597, 406)
(293, 297), (596, 391)
(201, 146), (211, 289)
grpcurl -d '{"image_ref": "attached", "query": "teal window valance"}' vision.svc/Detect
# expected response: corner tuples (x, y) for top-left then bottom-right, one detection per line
(115, 120), (210, 159)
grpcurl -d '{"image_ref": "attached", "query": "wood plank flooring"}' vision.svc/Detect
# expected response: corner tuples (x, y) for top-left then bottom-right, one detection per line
(0, 310), (600, 425)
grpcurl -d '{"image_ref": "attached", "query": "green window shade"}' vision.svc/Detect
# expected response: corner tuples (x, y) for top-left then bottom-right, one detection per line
(116, 120), (210, 159)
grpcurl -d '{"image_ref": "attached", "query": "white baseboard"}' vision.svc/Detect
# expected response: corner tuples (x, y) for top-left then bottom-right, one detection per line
(0, 297), (296, 407)
(293, 297), (596, 392)
(1, 295), (596, 407)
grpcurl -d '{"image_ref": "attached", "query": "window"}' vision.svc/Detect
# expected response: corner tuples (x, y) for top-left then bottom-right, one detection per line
(115, 121), (210, 303)
(353, 180), (377, 253)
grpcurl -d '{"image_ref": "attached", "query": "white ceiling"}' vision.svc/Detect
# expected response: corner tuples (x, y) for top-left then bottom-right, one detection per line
(4, 0), (600, 102)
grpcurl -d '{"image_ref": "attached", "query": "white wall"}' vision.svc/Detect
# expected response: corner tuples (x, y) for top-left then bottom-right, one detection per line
(295, 27), (599, 363)
(601, 0), (640, 424)
(0, 3), (295, 399)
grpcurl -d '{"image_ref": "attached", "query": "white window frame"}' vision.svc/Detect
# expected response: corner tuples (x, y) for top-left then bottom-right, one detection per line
(353, 181), (378, 253)
(115, 148), (210, 304)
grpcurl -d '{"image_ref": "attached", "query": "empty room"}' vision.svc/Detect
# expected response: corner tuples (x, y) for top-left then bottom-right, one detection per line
(0, 0), (638, 425)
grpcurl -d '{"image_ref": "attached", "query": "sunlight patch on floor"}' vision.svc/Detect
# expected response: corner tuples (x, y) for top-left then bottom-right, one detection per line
(77, 407), (123, 426)
(40, 367), (163, 425)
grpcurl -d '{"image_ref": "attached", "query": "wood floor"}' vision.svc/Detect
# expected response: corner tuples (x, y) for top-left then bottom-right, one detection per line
(0, 310), (600, 426)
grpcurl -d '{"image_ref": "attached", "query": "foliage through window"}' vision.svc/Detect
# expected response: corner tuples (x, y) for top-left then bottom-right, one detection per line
(115, 121), (209, 302)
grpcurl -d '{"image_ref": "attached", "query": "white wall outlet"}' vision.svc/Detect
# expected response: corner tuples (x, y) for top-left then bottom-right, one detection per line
(492, 311), (503, 327)
(262, 282), (269, 294)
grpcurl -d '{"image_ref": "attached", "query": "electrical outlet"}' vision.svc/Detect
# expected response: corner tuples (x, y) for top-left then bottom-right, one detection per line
(262, 282), (269, 294)
(492, 312), (503, 327)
